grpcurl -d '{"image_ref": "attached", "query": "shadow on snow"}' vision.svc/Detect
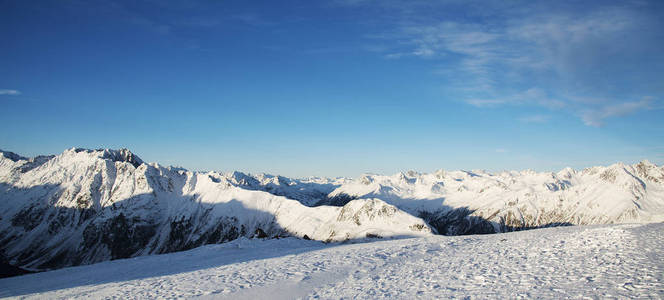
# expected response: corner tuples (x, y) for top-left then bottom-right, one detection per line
(0, 181), (571, 297)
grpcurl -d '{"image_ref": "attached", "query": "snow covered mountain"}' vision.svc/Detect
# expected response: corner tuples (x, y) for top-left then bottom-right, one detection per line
(0, 148), (430, 271)
(1, 147), (663, 272)
(327, 162), (664, 234)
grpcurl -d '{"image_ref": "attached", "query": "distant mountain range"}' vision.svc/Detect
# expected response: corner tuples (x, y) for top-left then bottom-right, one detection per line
(1, 148), (662, 272)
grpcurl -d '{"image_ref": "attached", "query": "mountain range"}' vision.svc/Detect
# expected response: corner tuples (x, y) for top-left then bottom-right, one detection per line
(1, 148), (662, 272)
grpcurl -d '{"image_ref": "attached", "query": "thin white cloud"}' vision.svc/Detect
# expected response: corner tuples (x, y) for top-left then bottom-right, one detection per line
(354, 1), (660, 126)
(465, 88), (565, 109)
(390, 8), (640, 92)
(384, 52), (406, 59)
(581, 98), (653, 127)
(0, 89), (21, 95)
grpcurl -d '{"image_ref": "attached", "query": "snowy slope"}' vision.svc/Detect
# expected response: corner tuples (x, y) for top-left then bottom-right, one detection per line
(0, 148), (430, 271)
(0, 223), (662, 299)
(327, 163), (664, 234)
(222, 171), (346, 206)
(1, 147), (663, 272)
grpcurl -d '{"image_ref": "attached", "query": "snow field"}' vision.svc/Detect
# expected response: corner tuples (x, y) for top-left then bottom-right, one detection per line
(1, 223), (662, 299)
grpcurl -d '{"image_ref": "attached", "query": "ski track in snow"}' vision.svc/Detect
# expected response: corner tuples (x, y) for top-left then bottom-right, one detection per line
(1, 223), (662, 299)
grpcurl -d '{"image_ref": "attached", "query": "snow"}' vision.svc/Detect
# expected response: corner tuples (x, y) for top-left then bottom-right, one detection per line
(1, 147), (664, 280)
(328, 161), (664, 226)
(1, 223), (662, 299)
(0, 148), (431, 270)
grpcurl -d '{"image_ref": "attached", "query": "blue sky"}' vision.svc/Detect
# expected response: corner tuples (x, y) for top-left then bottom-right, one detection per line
(1, 0), (663, 177)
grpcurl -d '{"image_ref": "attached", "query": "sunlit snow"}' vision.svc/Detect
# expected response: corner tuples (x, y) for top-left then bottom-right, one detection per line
(1, 223), (662, 299)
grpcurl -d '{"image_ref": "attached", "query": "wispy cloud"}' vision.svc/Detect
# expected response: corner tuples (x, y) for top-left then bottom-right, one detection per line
(345, 1), (663, 126)
(581, 98), (653, 127)
(465, 88), (565, 109)
(0, 89), (21, 95)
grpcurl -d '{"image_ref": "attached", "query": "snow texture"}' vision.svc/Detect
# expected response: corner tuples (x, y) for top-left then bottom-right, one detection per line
(0, 223), (662, 299)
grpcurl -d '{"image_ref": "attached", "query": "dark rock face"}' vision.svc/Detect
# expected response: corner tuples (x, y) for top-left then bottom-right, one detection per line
(417, 208), (574, 235)
(2, 201), (285, 272)
(419, 209), (497, 235)
(18, 155), (55, 173)
(99, 213), (156, 259)
(11, 204), (46, 231)
(254, 228), (268, 238)
(0, 261), (34, 278)
(314, 193), (356, 207)
(99, 149), (145, 168)
(0, 150), (26, 162)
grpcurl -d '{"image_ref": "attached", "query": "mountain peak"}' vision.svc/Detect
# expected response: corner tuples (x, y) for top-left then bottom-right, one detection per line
(65, 147), (144, 168)
(637, 159), (656, 167)
(0, 149), (27, 162)
(101, 148), (144, 168)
